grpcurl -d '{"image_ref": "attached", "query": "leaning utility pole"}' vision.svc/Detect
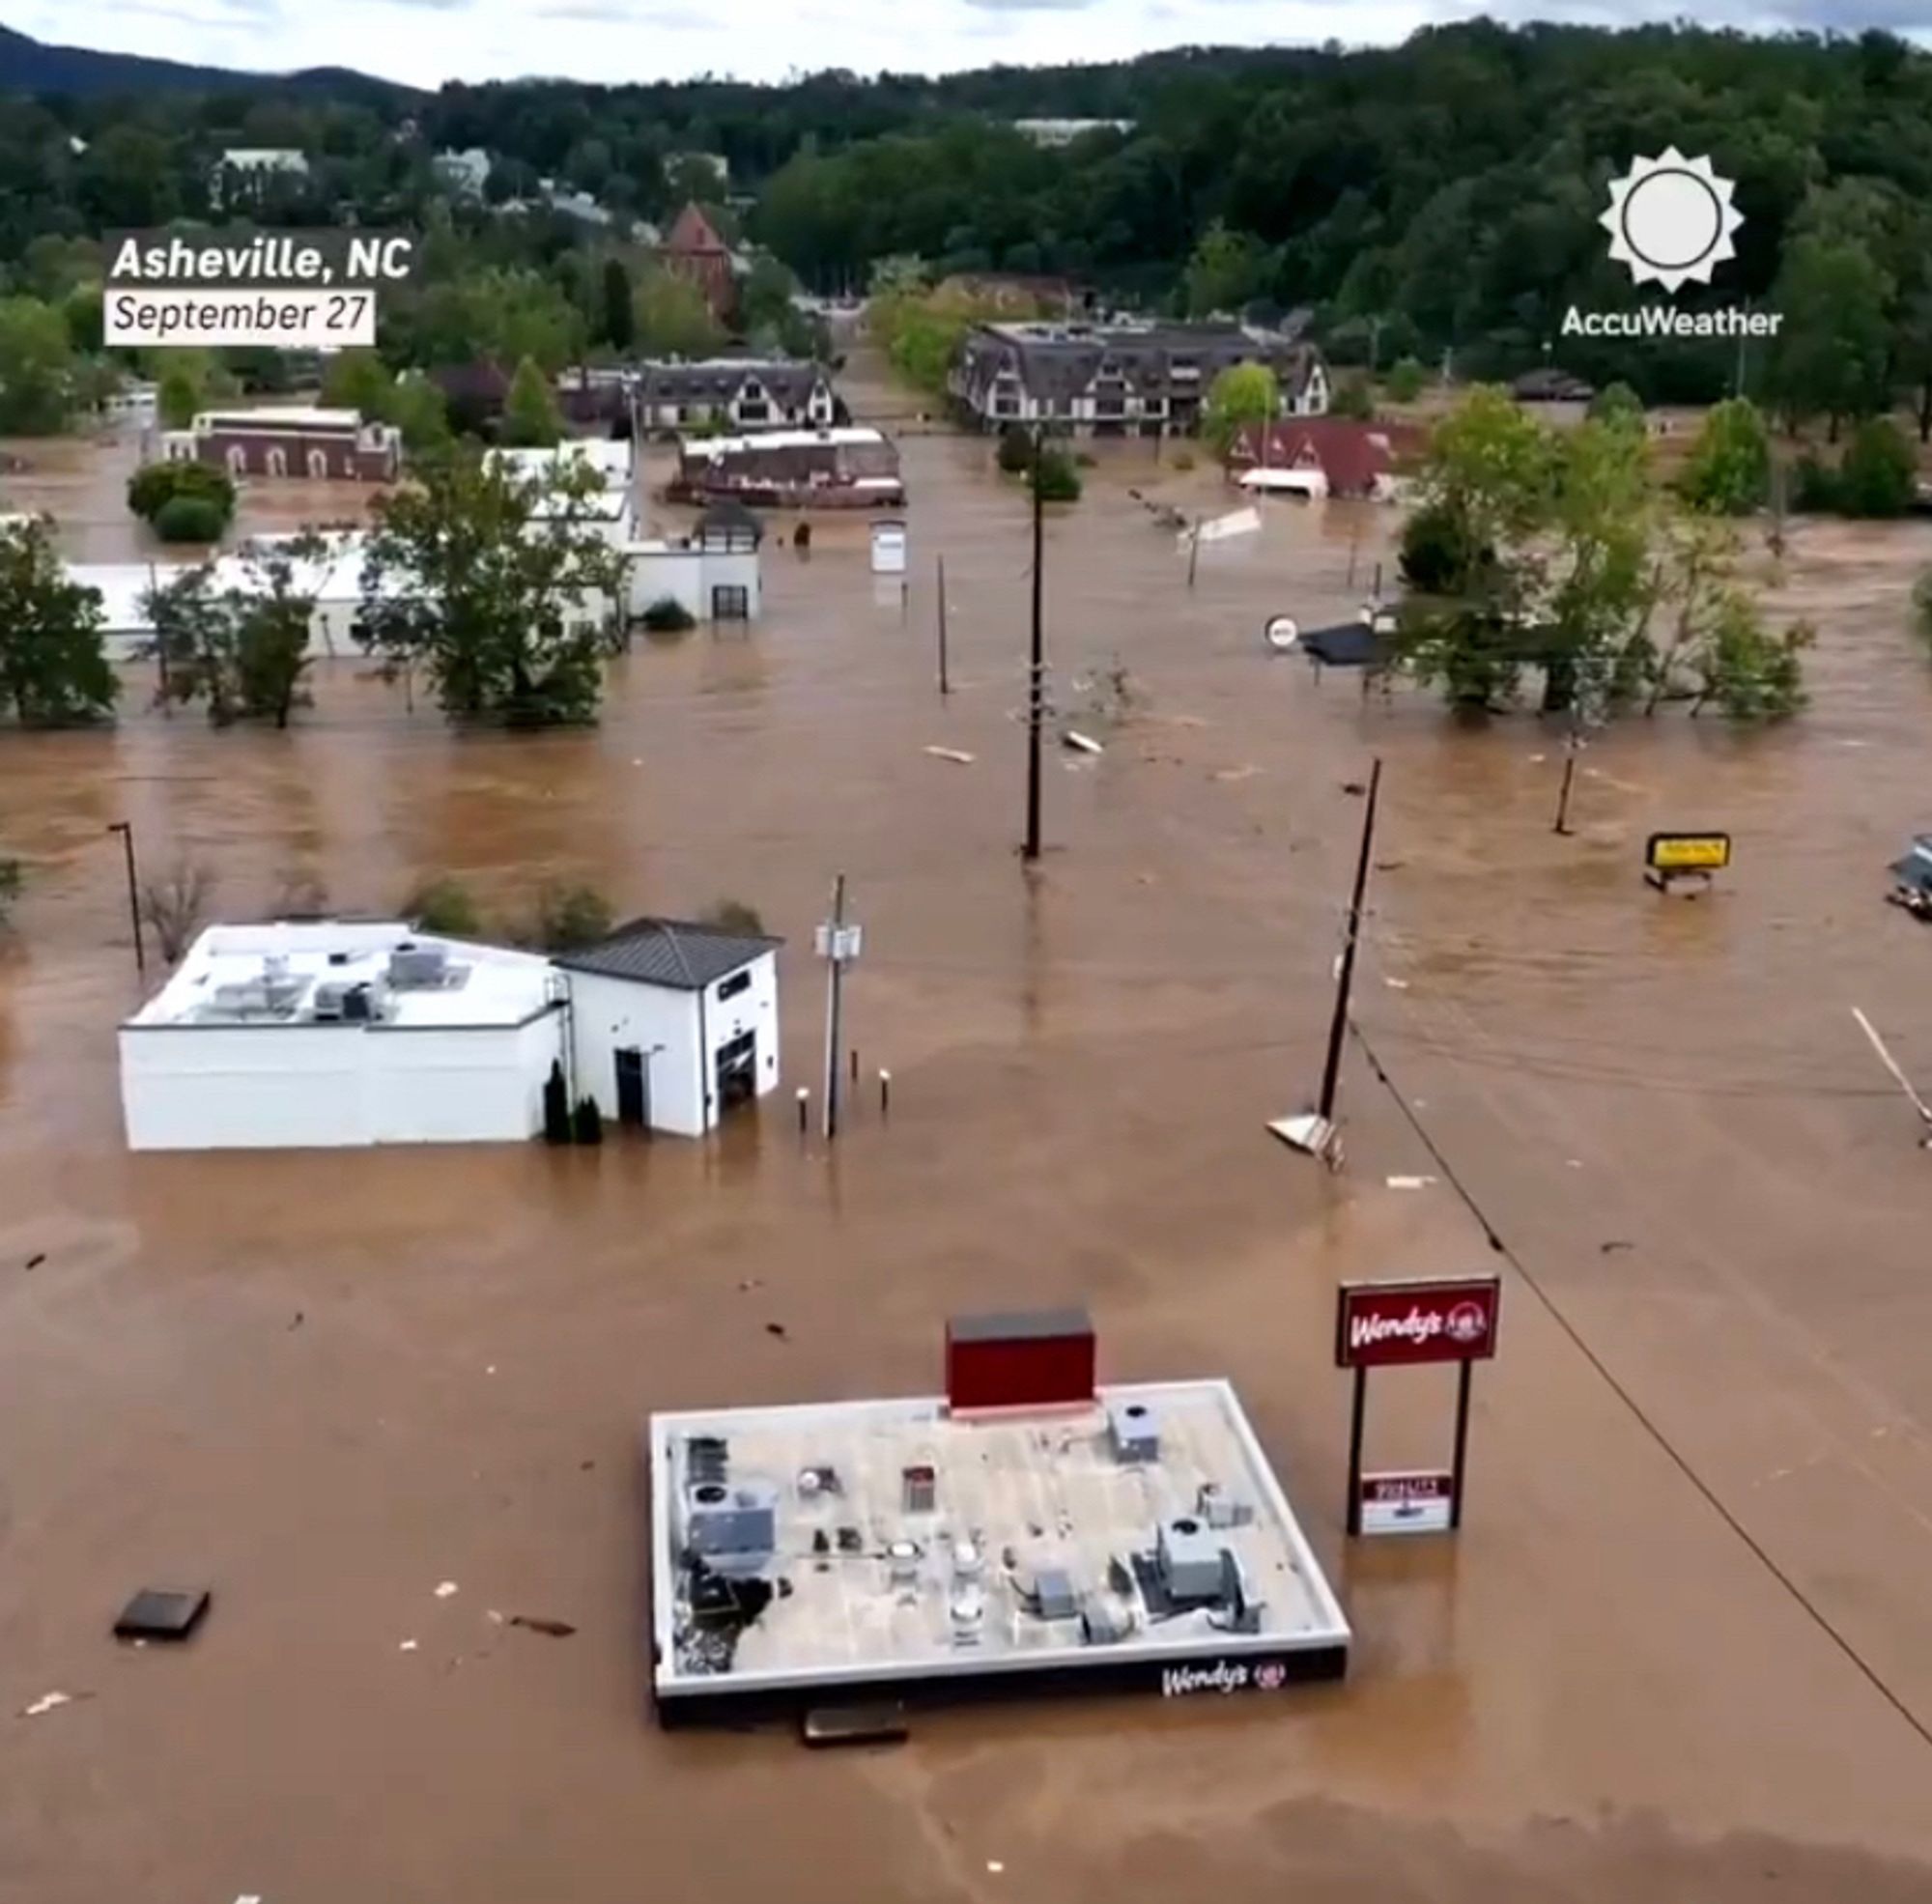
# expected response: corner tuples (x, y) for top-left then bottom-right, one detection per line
(1317, 758), (1383, 1124)
(1023, 427), (1046, 863)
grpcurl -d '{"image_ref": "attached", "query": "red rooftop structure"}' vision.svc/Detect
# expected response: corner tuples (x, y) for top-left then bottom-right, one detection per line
(661, 202), (736, 324)
(946, 1307), (1097, 1412)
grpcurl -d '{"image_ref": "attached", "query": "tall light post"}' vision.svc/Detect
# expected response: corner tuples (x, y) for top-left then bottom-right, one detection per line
(106, 821), (145, 974)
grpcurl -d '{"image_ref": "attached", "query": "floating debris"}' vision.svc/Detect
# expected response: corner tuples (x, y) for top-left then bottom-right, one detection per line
(508, 1615), (577, 1638)
(1385, 1175), (1438, 1191)
(434, 1581), (459, 1600)
(923, 746), (976, 765)
(20, 1691), (83, 1719)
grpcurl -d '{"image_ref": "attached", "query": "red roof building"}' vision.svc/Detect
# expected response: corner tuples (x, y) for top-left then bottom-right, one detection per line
(660, 202), (736, 324)
(1226, 416), (1422, 497)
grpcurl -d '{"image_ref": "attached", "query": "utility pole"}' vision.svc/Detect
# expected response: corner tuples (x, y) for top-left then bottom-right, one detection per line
(1023, 427), (1046, 863)
(1186, 517), (1202, 590)
(1317, 759), (1382, 1124)
(816, 874), (862, 1140)
(106, 821), (145, 974)
(936, 553), (950, 696)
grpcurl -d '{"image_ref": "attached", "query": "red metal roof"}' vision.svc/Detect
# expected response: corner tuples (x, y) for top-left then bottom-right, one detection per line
(1228, 416), (1422, 494)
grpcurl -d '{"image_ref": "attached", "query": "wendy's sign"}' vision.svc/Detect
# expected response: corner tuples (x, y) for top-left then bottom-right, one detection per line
(1337, 1277), (1503, 1536)
(1335, 1277), (1501, 1370)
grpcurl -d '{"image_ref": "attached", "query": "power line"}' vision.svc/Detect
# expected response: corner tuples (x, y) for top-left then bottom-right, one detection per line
(1349, 1019), (1932, 1758)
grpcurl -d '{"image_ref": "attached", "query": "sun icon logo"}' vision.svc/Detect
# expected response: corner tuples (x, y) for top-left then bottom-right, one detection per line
(1601, 150), (1743, 293)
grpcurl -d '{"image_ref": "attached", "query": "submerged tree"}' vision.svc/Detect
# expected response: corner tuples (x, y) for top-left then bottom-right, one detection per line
(1203, 361), (1279, 458)
(146, 533), (325, 728)
(1396, 387), (1808, 723)
(1678, 398), (1772, 517)
(0, 515), (117, 726)
(356, 449), (628, 727)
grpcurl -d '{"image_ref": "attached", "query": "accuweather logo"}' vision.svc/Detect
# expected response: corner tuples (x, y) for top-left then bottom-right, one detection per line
(1601, 149), (1743, 293)
(1561, 147), (1778, 344)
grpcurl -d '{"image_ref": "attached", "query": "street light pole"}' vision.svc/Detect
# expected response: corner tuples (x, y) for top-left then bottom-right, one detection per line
(107, 821), (145, 974)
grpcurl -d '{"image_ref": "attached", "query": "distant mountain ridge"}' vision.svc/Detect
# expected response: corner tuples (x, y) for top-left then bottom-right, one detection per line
(0, 23), (417, 98)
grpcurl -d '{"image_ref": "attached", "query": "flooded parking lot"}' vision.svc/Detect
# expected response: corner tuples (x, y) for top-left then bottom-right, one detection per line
(4, 375), (1932, 1902)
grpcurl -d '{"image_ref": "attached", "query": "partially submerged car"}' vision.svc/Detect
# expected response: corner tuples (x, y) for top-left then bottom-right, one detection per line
(1889, 835), (1932, 918)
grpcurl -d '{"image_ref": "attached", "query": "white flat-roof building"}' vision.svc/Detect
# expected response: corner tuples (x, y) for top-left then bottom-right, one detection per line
(625, 501), (763, 625)
(120, 915), (782, 1151)
(648, 1359), (1350, 1727)
(487, 439), (639, 544)
(121, 923), (566, 1151)
(71, 533), (376, 663)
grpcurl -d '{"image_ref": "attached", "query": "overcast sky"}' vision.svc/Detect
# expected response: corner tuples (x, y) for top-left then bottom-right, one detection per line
(13, 0), (1932, 89)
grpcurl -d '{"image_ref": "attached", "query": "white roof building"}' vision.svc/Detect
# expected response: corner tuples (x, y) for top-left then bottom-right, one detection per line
(1012, 118), (1135, 147)
(434, 147), (492, 197)
(121, 923), (565, 1151)
(119, 915), (784, 1151)
(486, 439), (638, 538)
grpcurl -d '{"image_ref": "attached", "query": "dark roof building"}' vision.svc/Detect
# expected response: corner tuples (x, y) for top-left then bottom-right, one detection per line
(1512, 367), (1595, 404)
(951, 320), (1328, 438)
(555, 916), (782, 991)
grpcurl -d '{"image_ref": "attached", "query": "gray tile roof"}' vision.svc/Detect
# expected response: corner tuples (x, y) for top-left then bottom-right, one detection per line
(555, 916), (781, 991)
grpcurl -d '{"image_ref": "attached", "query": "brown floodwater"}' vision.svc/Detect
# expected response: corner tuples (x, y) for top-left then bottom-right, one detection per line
(4, 365), (1932, 1903)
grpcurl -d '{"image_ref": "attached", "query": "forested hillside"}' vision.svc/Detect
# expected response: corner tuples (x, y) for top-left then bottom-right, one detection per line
(6, 23), (1932, 409)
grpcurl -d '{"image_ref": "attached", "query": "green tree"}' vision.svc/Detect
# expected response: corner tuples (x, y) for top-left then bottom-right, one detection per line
(1385, 355), (1428, 403)
(321, 349), (395, 419)
(1202, 361), (1279, 457)
(153, 496), (227, 544)
(601, 257), (635, 353)
(0, 855), (19, 926)
(1034, 443), (1082, 503)
(500, 356), (563, 447)
(739, 254), (797, 337)
(0, 516), (116, 726)
(128, 460), (237, 531)
(1182, 219), (1266, 318)
(1588, 383), (1644, 430)
(1836, 417), (1917, 518)
(156, 363), (203, 430)
(1770, 236), (1892, 438)
(632, 269), (724, 358)
(0, 297), (75, 435)
(356, 448), (628, 728)
(403, 876), (482, 936)
(1399, 499), (1497, 596)
(1679, 399), (1772, 516)
(996, 423), (1033, 474)
(389, 376), (452, 453)
(1330, 376), (1375, 420)
(531, 882), (613, 952)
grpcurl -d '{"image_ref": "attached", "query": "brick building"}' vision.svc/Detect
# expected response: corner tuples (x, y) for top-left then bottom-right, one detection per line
(659, 203), (736, 324)
(160, 407), (403, 482)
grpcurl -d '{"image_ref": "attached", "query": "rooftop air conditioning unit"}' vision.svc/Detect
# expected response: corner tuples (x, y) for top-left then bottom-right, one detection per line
(387, 943), (449, 989)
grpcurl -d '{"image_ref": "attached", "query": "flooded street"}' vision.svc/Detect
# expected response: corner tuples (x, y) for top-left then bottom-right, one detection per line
(5, 368), (1932, 1902)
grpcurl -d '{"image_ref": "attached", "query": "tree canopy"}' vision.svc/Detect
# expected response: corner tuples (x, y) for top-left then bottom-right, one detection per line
(355, 449), (628, 727)
(0, 515), (117, 727)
